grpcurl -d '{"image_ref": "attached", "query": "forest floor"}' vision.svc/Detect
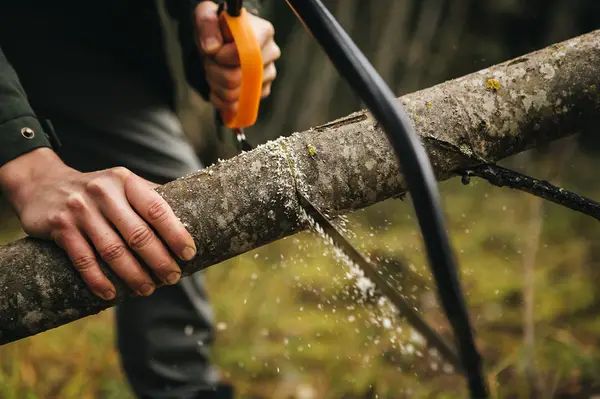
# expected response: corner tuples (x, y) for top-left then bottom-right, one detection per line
(1, 142), (600, 398)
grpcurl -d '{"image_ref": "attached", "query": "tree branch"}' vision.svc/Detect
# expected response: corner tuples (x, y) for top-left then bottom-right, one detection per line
(463, 164), (600, 221)
(1, 29), (599, 345)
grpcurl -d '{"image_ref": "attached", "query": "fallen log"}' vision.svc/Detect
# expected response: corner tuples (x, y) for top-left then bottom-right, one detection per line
(1, 30), (599, 345)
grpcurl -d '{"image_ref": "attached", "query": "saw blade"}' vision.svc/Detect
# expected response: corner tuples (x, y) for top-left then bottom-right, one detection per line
(297, 192), (461, 370)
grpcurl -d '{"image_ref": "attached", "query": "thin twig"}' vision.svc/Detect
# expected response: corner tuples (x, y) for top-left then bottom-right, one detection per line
(461, 164), (600, 222)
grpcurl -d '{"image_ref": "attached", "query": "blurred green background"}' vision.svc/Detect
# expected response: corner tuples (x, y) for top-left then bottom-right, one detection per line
(1, 0), (600, 398)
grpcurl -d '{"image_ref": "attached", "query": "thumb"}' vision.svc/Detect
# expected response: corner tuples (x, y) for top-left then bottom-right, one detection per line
(195, 1), (223, 55)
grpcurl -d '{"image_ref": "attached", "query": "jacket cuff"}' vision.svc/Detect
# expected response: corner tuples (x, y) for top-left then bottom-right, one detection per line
(0, 116), (52, 166)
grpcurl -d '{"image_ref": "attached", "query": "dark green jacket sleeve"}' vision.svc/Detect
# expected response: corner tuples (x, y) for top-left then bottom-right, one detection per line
(0, 46), (51, 166)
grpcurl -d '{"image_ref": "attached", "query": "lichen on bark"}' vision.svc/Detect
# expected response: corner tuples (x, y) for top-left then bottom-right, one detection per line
(1, 29), (599, 345)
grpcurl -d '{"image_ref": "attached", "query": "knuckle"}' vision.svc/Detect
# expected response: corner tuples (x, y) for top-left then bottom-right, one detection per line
(128, 225), (154, 250)
(72, 254), (97, 272)
(66, 193), (87, 212)
(48, 211), (71, 229)
(263, 21), (275, 38)
(109, 166), (131, 181)
(273, 44), (281, 60)
(85, 178), (107, 197)
(100, 242), (126, 262)
(147, 200), (169, 223)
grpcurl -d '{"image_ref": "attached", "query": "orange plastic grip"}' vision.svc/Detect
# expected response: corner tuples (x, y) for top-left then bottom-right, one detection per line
(221, 8), (263, 129)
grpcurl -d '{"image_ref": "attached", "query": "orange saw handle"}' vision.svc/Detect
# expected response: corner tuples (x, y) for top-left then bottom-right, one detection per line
(220, 8), (263, 129)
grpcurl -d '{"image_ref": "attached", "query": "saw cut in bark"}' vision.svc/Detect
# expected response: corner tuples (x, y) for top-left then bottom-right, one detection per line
(1, 30), (599, 345)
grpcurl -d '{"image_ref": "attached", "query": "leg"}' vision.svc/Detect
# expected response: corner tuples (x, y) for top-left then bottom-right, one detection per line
(117, 273), (233, 399)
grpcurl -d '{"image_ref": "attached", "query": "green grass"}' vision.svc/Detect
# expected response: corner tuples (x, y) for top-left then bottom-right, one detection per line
(2, 151), (600, 398)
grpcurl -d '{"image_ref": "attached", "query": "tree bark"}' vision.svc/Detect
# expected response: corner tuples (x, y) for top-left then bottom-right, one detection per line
(1, 30), (599, 345)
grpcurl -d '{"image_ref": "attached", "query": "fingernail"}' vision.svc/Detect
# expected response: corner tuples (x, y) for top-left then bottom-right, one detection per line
(138, 283), (155, 297)
(203, 37), (219, 52)
(181, 245), (197, 261)
(101, 289), (116, 301)
(165, 271), (181, 285)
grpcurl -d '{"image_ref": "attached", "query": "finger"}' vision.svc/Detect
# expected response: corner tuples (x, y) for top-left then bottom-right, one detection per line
(71, 190), (156, 296)
(86, 215), (155, 296)
(210, 92), (238, 114)
(90, 184), (182, 286)
(261, 84), (272, 99)
(213, 40), (280, 67)
(251, 17), (275, 48)
(53, 228), (116, 300)
(212, 42), (241, 67)
(262, 42), (281, 65)
(195, 1), (223, 55)
(260, 63), (277, 98)
(263, 63), (277, 85)
(205, 58), (242, 90)
(124, 174), (197, 262)
(209, 81), (241, 104)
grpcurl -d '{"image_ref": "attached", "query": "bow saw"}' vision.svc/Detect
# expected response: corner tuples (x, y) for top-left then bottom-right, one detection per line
(214, 0), (489, 396)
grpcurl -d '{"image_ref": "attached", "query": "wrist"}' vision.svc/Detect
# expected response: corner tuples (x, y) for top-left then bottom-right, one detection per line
(0, 148), (66, 208)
